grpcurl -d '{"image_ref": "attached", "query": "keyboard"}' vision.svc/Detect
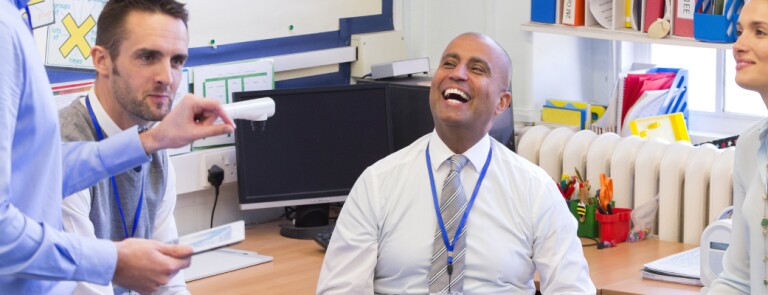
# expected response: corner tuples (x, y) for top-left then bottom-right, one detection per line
(313, 232), (332, 250)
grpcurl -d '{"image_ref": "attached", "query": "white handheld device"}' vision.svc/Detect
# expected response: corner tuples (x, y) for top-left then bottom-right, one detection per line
(700, 207), (733, 289)
(222, 97), (275, 122)
(172, 220), (246, 254)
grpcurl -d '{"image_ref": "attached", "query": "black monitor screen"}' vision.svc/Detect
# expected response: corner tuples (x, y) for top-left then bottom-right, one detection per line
(233, 84), (391, 208)
(386, 84), (434, 151)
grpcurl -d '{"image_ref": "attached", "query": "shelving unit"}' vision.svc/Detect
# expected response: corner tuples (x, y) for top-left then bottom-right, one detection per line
(523, 1), (753, 138)
(521, 22), (733, 50)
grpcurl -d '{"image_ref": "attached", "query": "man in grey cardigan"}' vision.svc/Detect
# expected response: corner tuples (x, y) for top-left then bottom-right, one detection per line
(59, 0), (193, 294)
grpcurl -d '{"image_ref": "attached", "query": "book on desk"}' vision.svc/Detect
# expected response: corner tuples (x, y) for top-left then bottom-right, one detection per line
(640, 247), (703, 286)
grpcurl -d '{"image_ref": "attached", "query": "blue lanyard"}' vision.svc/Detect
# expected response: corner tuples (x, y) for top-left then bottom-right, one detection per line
(425, 143), (492, 267)
(85, 96), (144, 238)
(23, 5), (32, 32)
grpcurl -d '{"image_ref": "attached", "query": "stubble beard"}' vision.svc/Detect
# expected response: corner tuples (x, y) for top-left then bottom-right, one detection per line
(111, 65), (173, 122)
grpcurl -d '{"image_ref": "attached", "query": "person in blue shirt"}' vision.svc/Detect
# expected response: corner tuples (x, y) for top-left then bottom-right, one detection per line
(0, 0), (236, 294)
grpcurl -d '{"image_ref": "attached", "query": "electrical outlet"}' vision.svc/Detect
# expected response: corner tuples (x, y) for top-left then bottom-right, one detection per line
(201, 147), (237, 188)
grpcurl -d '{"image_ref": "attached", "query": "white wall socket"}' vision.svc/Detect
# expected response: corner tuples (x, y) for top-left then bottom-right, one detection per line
(201, 146), (238, 188)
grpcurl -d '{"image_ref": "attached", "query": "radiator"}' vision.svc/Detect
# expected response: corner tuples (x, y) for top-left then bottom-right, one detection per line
(518, 126), (734, 245)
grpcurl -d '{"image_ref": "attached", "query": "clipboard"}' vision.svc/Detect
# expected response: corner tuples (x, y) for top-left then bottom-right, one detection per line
(185, 248), (273, 281)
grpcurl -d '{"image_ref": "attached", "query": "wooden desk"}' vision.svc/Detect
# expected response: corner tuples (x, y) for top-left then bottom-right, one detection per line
(188, 222), (701, 295)
(601, 277), (701, 295)
(187, 221), (323, 294)
(579, 239), (701, 295)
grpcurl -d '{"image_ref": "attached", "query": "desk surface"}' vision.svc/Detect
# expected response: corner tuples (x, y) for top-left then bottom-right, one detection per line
(580, 239), (700, 295)
(188, 221), (701, 295)
(187, 221), (323, 294)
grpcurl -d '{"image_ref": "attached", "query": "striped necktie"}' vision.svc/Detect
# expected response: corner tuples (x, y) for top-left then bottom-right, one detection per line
(429, 154), (469, 293)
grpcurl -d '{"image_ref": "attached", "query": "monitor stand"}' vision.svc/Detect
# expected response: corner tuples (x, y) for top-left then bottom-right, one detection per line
(279, 204), (335, 239)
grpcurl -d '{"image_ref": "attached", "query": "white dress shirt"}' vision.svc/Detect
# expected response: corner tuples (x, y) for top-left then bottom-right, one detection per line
(317, 132), (595, 294)
(61, 91), (189, 295)
(709, 118), (768, 294)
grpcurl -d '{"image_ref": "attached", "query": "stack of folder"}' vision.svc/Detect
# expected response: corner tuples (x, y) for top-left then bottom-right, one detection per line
(632, 0), (739, 39)
(622, 0), (696, 37)
(592, 65), (689, 136)
(530, 0), (720, 42)
(529, 0), (700, 37)
(541, 100), (606, 130)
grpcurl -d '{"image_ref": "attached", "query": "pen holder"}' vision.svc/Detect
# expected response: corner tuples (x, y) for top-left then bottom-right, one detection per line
(693, 0), (743, 43)
(568, 200), (599, 238)
(595, 208), (632, 244)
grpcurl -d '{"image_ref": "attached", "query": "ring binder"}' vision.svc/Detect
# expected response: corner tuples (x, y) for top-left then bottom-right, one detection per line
(532, 0), (558, 23)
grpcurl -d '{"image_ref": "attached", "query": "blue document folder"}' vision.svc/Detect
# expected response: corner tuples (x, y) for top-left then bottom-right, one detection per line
(531, 0), (557, 23)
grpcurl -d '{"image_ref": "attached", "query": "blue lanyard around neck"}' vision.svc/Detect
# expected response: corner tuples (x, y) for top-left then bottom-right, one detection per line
(23, 5), (32, 32)
(425, 143), (492, 266)
(85, 95), (144, 238)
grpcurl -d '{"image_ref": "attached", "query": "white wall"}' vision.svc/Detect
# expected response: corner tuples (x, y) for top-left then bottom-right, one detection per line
(397, 0), (614, 122)
(399, 1), (535, 121)
(182, 0), (381, 47)
(174, 184), (283, 235)
(532, 34), (615, 107)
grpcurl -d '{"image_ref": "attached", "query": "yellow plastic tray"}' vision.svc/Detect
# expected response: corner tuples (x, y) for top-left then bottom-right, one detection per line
(629, 113), (690, 142)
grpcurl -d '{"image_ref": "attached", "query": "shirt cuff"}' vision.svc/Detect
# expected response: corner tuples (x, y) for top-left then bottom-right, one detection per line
(101, 126), (151, 175)
(72, 238), (117, 285)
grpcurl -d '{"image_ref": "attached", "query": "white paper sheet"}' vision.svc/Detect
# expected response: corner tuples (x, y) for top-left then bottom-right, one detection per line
(191, 59), (274, 148)
(644, 247), (701, 278)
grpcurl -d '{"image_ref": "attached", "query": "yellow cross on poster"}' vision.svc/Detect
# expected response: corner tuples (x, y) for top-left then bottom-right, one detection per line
(59, 14), (95, 59)
(45, 0), (106, 69)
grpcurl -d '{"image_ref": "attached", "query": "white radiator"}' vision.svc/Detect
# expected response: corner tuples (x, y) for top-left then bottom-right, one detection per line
(518, 126), (734, 245)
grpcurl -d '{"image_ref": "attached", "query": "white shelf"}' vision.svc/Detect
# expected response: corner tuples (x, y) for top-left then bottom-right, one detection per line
(521, 23), (733, 50)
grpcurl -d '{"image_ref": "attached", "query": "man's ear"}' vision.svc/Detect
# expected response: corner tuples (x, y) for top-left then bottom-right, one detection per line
(496, 91), (512, 115)
(91, 45), (112, 77)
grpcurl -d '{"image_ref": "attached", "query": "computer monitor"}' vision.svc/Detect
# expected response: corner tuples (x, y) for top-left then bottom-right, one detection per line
(357, 76), (516, 151)
(380, 78), (435, 151)
(233, 84), (392, 239)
